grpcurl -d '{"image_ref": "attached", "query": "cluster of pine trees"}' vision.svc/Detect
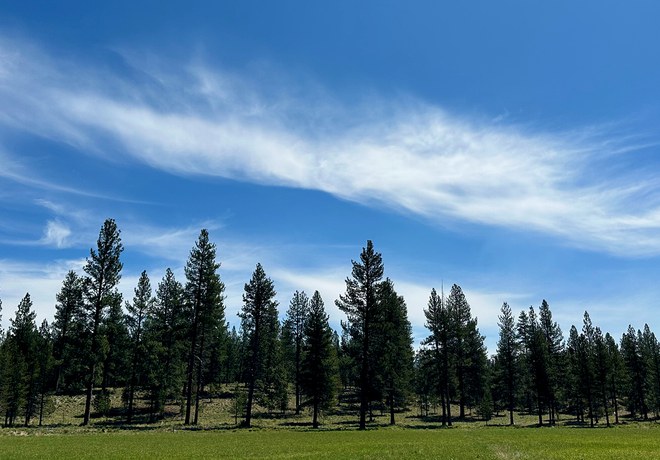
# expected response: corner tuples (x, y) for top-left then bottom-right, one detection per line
(1, 219), (660, 429)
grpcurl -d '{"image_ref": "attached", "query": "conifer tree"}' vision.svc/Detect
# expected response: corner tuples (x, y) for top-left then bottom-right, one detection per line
(282, 290), (309, 414)
(538, 300), (563, 425)
(125, 270), (153, 423)
(375, 279), (414, 425)
(593, 326), (611, 426)
(145, 268), (187, 419)
(52, 271), (86, 392)
(183, 229), (225, 425)
(621, 325), (648, 419)
(640, 324), (660, 418)
(580, 312), (597, 427)
(495, 302), (519, 425)
(98, 297), (130, 414)
(446, 284), (486, 419)
(239, 263), (279, 428)
(566, 325), (584, 422)
(336, 240), (384, 430)
(423, 288), (453, 426)
(300, 291), (338, 428)
(518, 307), (550, 425)
(36, 320), (55, 426)
(604, 332), (623, 424)
(82, 218), (124, 425)
(8, 294), (40, 426)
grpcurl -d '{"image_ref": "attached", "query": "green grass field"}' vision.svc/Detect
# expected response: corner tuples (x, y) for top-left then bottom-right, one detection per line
(3, 390), (659, 459)
(1, 425), (659, 459)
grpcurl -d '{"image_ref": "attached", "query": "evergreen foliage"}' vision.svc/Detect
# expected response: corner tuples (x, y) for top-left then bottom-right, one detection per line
(182, 229), (226, 425)
(2, 220), (660, 430)
(336, 240), (384, 430)
(300, 291), (338, 428)
(239, 263), (280, 428)
(81, 218), (124, 425)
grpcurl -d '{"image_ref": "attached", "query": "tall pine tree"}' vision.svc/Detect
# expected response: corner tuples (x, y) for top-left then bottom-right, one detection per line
(282, 290), (309, 415)
(239, 263), (279, 428)
(300, 291), (338, 428)
(125, 270), (153, 423)
(336, 240), (384, 430)
(495, 302), (519, 425)
(82, 218), (124, 426)
(183, 229), (225, 425)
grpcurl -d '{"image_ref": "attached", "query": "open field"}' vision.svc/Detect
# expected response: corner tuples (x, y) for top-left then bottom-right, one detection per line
(3, 390), (659, 459)
(1, 425), (660, 459)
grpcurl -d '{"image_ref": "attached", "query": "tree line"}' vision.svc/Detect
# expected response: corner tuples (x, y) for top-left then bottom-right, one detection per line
(1, 219), (659, 429)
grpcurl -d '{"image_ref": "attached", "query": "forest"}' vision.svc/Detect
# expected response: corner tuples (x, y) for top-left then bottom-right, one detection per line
(1, 218), (659, 430)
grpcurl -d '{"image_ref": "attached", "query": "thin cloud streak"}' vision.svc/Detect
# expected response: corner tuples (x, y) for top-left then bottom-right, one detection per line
(2, 38), (660, 255)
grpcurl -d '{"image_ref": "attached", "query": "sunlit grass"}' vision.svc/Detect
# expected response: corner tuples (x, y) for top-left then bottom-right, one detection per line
(1, 425), (659, 459)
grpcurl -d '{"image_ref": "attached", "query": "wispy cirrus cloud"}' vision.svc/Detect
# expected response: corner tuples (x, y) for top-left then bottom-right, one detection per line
(2, 37), (660, 256)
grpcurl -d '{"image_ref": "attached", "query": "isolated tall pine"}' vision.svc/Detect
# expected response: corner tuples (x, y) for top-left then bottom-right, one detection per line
(239, 263), (279, 428)
(82, 218), (123, 426)
(300, 291), (338, 428)
(336, 240), (384, 430)
(183, 229), (225, 425)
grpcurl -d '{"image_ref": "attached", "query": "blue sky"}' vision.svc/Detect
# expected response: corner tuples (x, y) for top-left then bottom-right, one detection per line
(1, 1), (660, 352)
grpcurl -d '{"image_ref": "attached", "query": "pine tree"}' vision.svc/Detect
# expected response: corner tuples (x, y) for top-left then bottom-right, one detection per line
(36, 320), (55, 426)
(125, 270), (153, 423)
(282, 290), (309, 414)
(239, 263), (279, 428)
(145, 268), (187, 420)
(82, 218), (124, 425)
(446, 284), (486, 419)
(1, 294), (40, 426)
(593, 326), (611, 426)
(604, 333), (623, 424)
(566, 325), (584, 422)
(495, 302), (519, 425)
(518, 307), (550, 425)
(580, 312), (597, 427)
(336, 240), (384, 430)
(300, 291), (338, 428)
(183, 229), (225, 425)
(52, 271), (86, 392)
(538, 300), (563, 425)
(640, 324), (660, 418)
(375, 279), (414, 425)
(98, 297), (130, 414)
(423, 287), (453, 426)
(621, 325), (648, 419)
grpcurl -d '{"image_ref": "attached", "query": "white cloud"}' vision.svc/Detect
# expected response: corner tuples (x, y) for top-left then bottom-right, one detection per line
(0, 258), (86, 328)
(2, 37), (660, 256)
(41, 220), (72, 248)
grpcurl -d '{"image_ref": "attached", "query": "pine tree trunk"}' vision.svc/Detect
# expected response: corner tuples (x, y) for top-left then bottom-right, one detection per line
(193, 330), (206, 425)
(184, 313), (199, 425)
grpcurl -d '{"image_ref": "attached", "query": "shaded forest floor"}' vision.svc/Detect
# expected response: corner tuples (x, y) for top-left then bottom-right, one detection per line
(5, 385), (660, 433)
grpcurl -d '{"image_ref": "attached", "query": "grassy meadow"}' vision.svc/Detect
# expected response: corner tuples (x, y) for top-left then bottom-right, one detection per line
(1, 389), (659, 459)
(1, 425), (659, 459)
